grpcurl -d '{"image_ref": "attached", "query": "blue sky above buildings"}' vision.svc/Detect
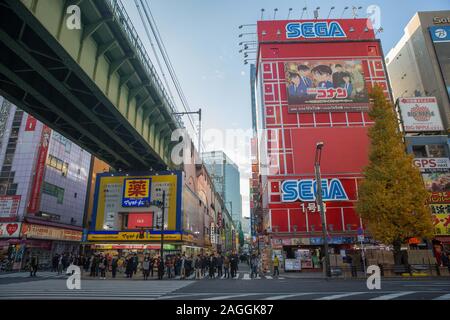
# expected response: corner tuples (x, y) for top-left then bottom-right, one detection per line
(124, 0), (450, 218)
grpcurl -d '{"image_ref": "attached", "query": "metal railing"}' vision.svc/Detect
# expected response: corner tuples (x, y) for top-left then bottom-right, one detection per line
(103, 0), (183, 127)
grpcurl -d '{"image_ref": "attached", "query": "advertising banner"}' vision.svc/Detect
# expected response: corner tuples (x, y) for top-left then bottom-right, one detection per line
(285, 60), (369, 113)
(399, 97), (444, 132)
(87, 231), (182, 242)
(430, 204), (450, 215)
(428, 192), (450, 204)
(0, 222), (21, 238)
(432, 214), (450, 236)
(284, 258), (301, 271)
(21, 224), (82, 241)
(27, 125), (51, 214)
(122, 178), (151, 207)
(127, 213), (153, 229)
(0, 195), (21, 218)
(422, 172), (450, 192)
(414, 158), (450, 172)
(91, 171), (182, 232)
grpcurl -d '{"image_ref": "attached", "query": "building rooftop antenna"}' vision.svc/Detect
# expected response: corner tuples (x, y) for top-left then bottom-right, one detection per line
(260, 8), (265, 21)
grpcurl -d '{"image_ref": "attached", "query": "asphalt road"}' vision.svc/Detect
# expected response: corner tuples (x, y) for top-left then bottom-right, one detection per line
(0, 264), (449, 300)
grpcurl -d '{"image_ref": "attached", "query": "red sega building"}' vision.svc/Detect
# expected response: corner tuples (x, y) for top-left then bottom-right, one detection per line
(253, 18), (392, 259)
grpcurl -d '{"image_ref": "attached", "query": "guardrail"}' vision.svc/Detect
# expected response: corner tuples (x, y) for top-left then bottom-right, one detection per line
(103, 0), (183, 127)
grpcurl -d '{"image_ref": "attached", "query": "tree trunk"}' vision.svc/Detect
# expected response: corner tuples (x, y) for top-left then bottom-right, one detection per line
(393, 239), (403, 265)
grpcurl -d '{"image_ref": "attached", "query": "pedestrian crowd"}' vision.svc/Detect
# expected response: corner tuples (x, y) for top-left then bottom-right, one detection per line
(51, 251), (247, 280)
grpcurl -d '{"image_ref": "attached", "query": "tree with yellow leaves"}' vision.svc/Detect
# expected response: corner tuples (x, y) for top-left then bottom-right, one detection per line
(356, 85), (433, 265)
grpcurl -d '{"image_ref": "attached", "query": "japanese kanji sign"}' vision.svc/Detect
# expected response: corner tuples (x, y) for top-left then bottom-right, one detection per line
(122, 178), (151, 207)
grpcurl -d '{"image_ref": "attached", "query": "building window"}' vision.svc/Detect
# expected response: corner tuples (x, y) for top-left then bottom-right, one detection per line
(52, 131), (72, 153)
(46, 154), (69, 176)
(412, 145), (427, 158)
(42, 182), (65, 204)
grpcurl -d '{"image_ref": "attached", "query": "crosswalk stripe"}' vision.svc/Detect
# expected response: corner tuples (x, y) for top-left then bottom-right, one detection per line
(243, 274), (251, 280)
(262, 293), (313, 300)
(265, 276), (273, 279)
(433, 293), (450, 300)
(316, 292), (365, 300)
(203, 293), (261, 300)
(370, 292), (415, 300)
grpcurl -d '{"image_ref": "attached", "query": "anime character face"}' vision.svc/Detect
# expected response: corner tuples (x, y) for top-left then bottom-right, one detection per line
(290, 74), (301, 86)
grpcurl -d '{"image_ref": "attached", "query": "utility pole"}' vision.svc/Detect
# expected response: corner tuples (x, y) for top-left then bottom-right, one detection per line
(315, 142), (331, 278)
(160, 190), (166, 259)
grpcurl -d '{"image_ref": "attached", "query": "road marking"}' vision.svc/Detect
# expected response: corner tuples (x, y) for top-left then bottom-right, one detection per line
(203, 293), (260, 300)
(266, 276), (273, 279)
(278, 277), (285, 279)
(370, 292), (416, 300)
(433, 293), (450, 300)
(262, 293), (312, 300)
(243, 274), (251, 280)
(316, 292), (365, 300)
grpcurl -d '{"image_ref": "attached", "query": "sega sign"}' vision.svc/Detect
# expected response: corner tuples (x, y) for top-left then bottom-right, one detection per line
(286, 21), (346, 39)
(281, 179), (349, 202)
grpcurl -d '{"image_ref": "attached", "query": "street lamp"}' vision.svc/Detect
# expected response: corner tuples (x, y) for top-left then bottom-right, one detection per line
(314, 142), (331, 278)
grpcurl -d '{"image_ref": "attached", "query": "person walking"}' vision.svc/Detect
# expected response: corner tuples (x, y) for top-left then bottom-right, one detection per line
(230, 253), (238, 279)
(143, 257), (151, 280)
(223, 254), (230, 279)
(126, 256), (134, 278)
(201, 254), (207, 278)
(273, 255), (280, 277)
(180, 254), (186, 279)
(157, 257), (164, 280)
(99, 254), (107, 280)
(194, 255), (202, 279)
(250, 254), (257, 279)
(117, 256), (124, 274)
(58, 254), (65, 275)
(29, 255), (38, 277)
(208, 253), (217, 279)
(166, 256), (173, 279)
(52, 254), (59, 273)
(149, 256), (155, 278)
(111, 256), (118, 279)
(216, 253), (223, 278)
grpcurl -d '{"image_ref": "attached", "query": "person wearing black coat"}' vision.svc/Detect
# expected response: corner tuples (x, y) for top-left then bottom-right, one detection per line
(126, 257), (134, 278)
(208, 253), (217, 279)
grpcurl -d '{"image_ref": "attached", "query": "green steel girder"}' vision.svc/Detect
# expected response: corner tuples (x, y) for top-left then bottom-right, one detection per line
(109, 53), (134, 77)
(0, 59), (132, 168)
(82, 17), (113, 41)
(128, 81), (150, 104)
(96, 40), (117, 59)
(0, 0), (166, 170)
(0, 0), (176, 171)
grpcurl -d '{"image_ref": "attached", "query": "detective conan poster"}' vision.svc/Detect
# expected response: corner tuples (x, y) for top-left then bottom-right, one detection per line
(285, 60), (369, 113)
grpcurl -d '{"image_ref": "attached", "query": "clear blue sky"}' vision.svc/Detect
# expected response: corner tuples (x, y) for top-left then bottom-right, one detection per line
(124, 0), (449, 218)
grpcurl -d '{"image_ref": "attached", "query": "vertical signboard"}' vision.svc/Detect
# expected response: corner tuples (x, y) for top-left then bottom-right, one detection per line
(27, 125), (51, 214)
(429, 26), (450, 103)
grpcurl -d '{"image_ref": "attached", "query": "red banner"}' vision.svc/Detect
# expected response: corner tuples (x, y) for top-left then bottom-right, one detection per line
(127, 213), (153, 229)
(25, 116), (37, 131)
(27, 126), (51, 214)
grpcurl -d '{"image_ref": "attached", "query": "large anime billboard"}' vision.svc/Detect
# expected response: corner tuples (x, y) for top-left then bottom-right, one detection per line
(285, 60), (369, 113)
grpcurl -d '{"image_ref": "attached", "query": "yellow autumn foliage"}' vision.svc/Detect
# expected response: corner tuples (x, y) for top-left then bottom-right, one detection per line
(356, 86), (434, 245)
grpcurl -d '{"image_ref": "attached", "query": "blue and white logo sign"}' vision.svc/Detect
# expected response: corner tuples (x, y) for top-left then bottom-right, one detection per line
(281, 178), (349, 202)
(286, 21), (347, 39)
(430, 26), (450, 42)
